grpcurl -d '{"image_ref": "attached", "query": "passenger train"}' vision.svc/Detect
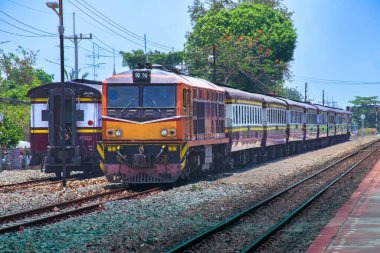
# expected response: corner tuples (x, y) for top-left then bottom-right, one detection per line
(98, 65), (351, 184)
(27, 80), (103, 177)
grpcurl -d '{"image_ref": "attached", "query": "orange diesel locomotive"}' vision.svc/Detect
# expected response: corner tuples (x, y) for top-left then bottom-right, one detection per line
(98, 66), (228, 183)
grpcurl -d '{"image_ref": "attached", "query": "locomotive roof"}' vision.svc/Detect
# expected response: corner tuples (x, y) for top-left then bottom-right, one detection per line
(105, 69), (224, 92)
(26, 80), (102, 98)
(223, 86), (287, 106)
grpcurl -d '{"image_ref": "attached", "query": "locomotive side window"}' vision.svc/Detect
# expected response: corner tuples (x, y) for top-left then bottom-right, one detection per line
(183, 89), (187, 109)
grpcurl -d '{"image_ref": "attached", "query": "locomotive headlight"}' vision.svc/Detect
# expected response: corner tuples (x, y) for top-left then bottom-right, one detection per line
(107, 129), (114, 136)
(168, 128), (177, 136)
(115, 129), (122, 137)
(161, 128), (168, 136)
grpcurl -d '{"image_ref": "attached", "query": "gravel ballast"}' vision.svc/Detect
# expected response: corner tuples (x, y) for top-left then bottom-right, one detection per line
(0, 136), (378, 252)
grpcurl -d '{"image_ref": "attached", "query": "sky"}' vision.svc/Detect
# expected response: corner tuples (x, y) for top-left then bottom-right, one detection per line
(0, 0), (380, 108)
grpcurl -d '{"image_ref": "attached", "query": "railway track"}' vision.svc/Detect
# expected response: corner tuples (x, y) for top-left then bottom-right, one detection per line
(0, 178), (77, 192)
(167, 139), (380, 253)
(0, 187), (162, 234)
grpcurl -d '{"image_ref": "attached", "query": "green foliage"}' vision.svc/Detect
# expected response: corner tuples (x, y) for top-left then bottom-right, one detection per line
(349, 96), (380, 128)
(0, 115), (23, 148)
(185, 2), (297, 94)
(35, 68), (54, 84)
(120, 49), (184, 69)
(64, 68), (90, 81)
(0, 47), (52, 146)
(188, 0), (293, 25)
(280, 86), (303, 101)
(0, 47), (37, 85)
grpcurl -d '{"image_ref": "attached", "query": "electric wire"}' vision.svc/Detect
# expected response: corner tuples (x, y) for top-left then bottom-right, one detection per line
(293, 75), (380, 85)
(5, 0), (53, 15)
(78, 0), (174, 51)
(66, 0), (149, 49)
(0, 28), (54, 38)
(71, 0), (177, 52)
(0, 10), (55, 36)
(0, 17), (56, 37)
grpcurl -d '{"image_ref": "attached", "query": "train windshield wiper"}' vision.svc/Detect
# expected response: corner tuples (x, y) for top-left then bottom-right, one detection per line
(147, 94), (161, 112)
(121, 96), (138, 112)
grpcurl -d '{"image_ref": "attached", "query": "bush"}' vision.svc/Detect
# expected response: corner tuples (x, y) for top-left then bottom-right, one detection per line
(357, 128), (377, 136)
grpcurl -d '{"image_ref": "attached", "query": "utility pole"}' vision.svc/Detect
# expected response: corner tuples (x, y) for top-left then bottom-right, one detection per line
(64, 13), (92, 79)
(322, 90), (325, 106)
(212, 45), (216, 84)
(171, 47), (175, 67)
(304, 82), (308, 102)
(92, 42), (96, 80)
(144, 34), (148, 63)
(112, 48), (116, 75)
(375, 105), (378, 133)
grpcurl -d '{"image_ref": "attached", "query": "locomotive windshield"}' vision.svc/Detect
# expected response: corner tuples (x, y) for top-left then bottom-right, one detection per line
(106, 85), (175, 108)
(107, 86), (139, 108)
(143, 86), (175, 108)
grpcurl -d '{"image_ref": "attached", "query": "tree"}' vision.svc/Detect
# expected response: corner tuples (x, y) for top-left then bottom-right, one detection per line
(188, 0), (293, 25)
(184, 2), (297, 94)
(0, 115), (23, 148)
(120, 49), (184, 69)
(64, 68), (90, 81)
(349, 96), (380, 128)
(280, 87), (303, 101)
(0, 47), (38, 85)
(0, 47), (52, 144)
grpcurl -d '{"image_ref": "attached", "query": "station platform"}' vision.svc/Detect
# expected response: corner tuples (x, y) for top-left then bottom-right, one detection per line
(307, 158), (380, 253)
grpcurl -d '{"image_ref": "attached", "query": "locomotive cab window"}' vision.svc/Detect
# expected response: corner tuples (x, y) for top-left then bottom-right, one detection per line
(143, 86), (176, 108)
(107, 86), (139, 108)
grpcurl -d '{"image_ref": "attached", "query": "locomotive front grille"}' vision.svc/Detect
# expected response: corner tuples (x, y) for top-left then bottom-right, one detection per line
(125, 172), (172, 183)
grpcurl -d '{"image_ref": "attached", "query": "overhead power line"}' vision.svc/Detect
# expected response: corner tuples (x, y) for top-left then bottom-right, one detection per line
(0, 28), (54, 38)
(79, 0), (174, 51)
(0, 17), (56, 37)
(0, 97), (29, 105)
(0, 10), (55, 36)
(293, 75), (380, 85)
(68, 0), (177, 52)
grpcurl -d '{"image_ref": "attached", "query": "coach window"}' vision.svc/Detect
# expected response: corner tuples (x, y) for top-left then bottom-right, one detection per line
(269, 109), (272, 124)
(244, 106), (247, 124)
(232, 106), (236, 125)
(250, 107), (252, 125)
(255, 107), (258, 124)
(236, 106), (239, 125)
(240, 105), (242, 125)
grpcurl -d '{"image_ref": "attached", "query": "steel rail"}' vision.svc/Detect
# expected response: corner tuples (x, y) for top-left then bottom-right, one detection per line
(167, 139), (380, 253)
(0, 187), (161, 234)
(0, 178), (52, 190)
(0, 177), (78, 191)
(241, 143), (380, 252)
(0, 188), (125, 222)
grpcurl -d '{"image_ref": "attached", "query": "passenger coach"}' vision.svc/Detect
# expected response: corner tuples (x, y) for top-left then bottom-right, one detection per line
(27, 80), (102, 177)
